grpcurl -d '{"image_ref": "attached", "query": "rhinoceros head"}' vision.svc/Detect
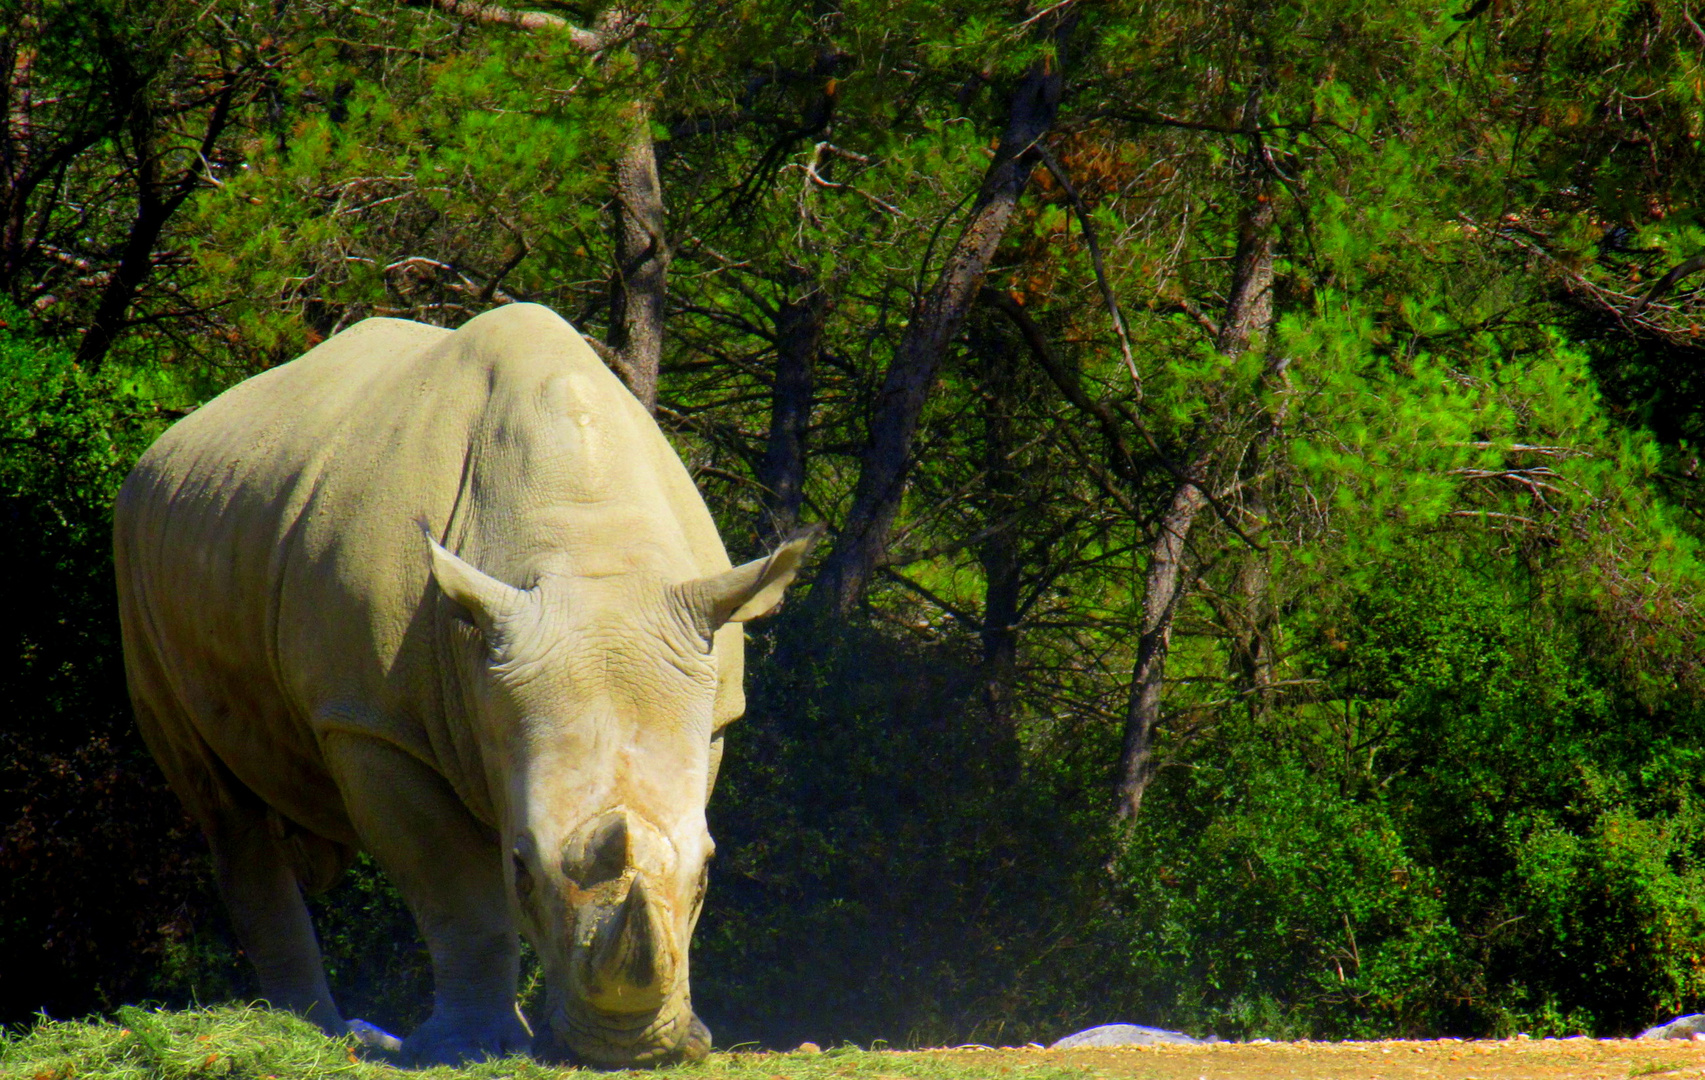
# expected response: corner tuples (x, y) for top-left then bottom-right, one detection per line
(425, 527), (820, 1066)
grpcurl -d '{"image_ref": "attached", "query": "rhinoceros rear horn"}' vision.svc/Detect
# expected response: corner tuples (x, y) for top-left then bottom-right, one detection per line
(425, 533), (528, 639)
(680, 523), (824, 631)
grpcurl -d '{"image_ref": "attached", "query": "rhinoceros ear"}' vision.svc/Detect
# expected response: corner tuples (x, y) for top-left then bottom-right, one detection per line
(682, 523), (825, 631)
(425, 534), (528, 639)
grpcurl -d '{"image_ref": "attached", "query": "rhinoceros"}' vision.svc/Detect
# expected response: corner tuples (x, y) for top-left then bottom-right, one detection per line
(113, 303), (816, 1066)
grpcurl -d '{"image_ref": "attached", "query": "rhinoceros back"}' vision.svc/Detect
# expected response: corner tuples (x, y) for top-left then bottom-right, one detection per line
(114, 304), (734, 875)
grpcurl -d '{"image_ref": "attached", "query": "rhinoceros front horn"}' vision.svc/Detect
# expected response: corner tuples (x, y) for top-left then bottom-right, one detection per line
(587, 875), (662, 1006)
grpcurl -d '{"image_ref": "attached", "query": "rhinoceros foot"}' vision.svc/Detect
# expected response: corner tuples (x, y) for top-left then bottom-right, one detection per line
(401, 1007), (533, 1065)
(681, 1014), (713, 1062)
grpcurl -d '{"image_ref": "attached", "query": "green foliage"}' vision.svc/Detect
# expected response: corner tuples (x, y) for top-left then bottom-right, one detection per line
(0, 309), (219, 1023)
(1114, 544), (1705, 1039)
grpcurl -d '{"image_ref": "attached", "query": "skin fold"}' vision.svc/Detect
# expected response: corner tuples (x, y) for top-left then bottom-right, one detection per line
(113, 304), (816, 1066)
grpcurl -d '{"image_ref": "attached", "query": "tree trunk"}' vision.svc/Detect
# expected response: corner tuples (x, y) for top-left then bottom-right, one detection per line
(756, 286), (826, 543)
(75, 93), (169, 370)
(1116, 475), (1210, 819)
(979, 516), (1023, 782)
(74, 197), (168, 368)
(1229, 489), (1276, 707)
(811, 21), (1072, 615)
(0, 23), (102, 295)
(1215, 188), (1276, 358)
(76, 72), (238, 371)
(1115, 105), (1276, 821)
(607, 107), (668, 412)
(467, 7), (663, 406)
(975, 315), (1023, 744)
(1, 30), (37, 293)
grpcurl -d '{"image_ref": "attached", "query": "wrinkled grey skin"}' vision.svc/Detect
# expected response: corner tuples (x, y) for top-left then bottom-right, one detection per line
(114, 305), (816, 1067)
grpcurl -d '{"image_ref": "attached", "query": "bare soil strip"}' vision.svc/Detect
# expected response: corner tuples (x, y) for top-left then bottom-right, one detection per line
(918, 1039), (1705, 1080)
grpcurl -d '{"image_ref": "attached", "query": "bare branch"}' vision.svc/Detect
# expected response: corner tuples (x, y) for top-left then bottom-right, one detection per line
(426, 0), (575, 36)
(1633, 251), (1705, 313)
(1035, 143), (1140, 396)
(880, 567), (985, 631)
(1686, 6), (1705, 51)
(1445, 510), (1544, 526)
(421, 0), (647, 51)
(978, 285), (1139, 484)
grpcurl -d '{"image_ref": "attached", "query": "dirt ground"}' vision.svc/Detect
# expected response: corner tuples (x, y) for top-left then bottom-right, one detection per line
(926, 1038), (1705, 1079)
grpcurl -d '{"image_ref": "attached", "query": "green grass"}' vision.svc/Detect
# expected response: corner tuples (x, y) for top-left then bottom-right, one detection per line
(0, 1006), (1098, 1080)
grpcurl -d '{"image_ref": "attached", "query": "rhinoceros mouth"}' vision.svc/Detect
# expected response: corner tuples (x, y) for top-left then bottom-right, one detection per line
(539, 1003), (705, 1068)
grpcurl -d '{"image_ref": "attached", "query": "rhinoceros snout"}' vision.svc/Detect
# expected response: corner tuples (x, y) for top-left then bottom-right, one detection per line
(536, 808), (703, 1066)
(536, 999), (707, 1068)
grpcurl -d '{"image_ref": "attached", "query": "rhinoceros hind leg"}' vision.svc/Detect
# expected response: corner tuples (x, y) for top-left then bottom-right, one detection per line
(126, 638), (343, 1034)
(322, 731), (531, 1065)
(206, 809), (344, 1035)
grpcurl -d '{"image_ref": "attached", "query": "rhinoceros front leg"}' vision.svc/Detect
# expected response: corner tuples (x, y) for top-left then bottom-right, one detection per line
(206, 811), (343, 1034)
(321, 731), (531, 1065)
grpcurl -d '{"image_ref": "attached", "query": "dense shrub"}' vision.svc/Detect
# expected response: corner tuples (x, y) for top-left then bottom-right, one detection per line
(695, 615), (1118, 1049)
(0, 316), (217, 1022)
(1112, 554), (1705, 1039)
